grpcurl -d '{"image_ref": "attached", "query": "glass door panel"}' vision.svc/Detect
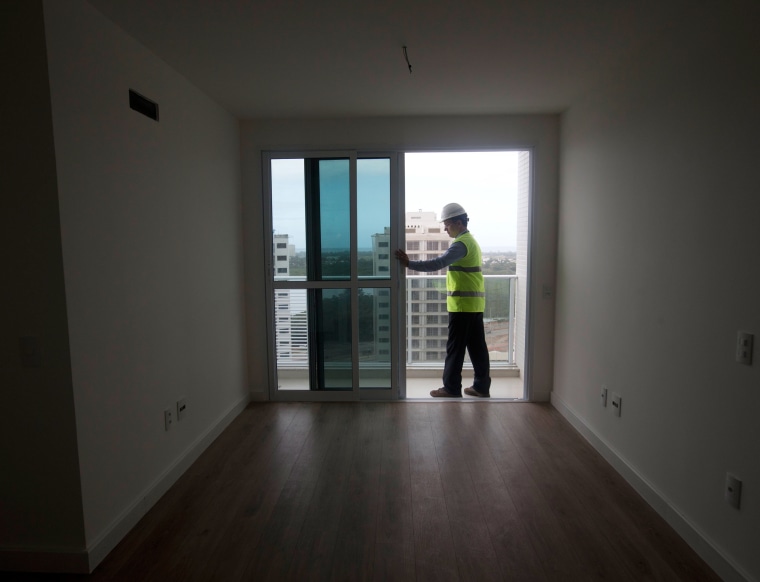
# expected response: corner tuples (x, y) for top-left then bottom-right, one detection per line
(311, 159), (350, 281)
(358, 287), (392, 389)
(357, 158), (391, 280)
(317, 288), (352, 390)
(275, 289), (309, 390)
(271, 159), (307, 281)
(267, 152), (398, 400)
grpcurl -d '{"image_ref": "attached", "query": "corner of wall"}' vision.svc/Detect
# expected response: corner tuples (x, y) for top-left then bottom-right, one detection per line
(550, 391), (751, 582)
(1, 0), (86, 560)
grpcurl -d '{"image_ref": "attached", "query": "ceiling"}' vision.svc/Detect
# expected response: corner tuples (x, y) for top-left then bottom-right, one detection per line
(87, 0), (693, 119)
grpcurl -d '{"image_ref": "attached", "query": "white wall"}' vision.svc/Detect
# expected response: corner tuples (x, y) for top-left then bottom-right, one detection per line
(42, 0), (248, 560)
(0, 1), (86, 565)
(554, 1), (760, 579)
(240, 115), (559, 401)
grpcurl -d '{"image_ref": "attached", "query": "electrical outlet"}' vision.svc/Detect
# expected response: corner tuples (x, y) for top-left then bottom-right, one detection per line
(177, 397), (187, 422)
(600, 385), (608, 407)
(725, 473), (742, 510)
(19, 336), (42, 368)
(611, 393), (622, 417)
(736, 331), (754, 365)
(164, 408), (173, 431)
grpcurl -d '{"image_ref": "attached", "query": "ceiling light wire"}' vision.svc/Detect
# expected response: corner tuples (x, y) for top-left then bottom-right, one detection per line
(403, 45), (412, 74)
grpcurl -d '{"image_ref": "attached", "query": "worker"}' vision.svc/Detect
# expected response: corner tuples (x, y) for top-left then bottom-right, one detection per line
(395, 203), (491, 397)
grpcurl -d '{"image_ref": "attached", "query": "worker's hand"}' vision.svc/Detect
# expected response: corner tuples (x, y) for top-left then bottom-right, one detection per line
(395, 249), (409, 267)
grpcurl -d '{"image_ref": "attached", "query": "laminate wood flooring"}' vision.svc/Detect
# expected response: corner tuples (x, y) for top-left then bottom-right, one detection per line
(4, 402), (720, 581)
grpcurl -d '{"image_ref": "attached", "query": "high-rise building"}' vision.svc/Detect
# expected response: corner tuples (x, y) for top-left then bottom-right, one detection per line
(272, 234), (304, 365)
(403, 210), (451, 276)
(273, 234), (295, 278)
(401, 211), (452, 363)
(368, 212), (453, 364)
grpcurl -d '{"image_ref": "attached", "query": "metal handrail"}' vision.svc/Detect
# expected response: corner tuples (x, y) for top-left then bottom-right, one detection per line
(405, 274), (517, 366)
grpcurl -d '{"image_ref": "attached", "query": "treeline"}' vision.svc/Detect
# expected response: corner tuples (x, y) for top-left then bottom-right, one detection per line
(288, 251), (516, 277)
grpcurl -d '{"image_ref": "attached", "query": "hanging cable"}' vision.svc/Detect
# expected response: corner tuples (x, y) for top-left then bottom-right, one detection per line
(403, 46), (412, 74)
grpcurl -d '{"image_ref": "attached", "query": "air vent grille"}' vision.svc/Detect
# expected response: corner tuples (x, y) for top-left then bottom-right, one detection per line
(129, 89), (158, 121)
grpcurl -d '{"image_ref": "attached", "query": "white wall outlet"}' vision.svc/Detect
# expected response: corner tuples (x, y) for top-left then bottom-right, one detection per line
(177, 397), (187, 422)
(164, 408), (173, 431)
(725, 473), (742, 510)
(611, 392), (622, 417)
(600, 385), (608, 407)
(736, 331), (754, 365)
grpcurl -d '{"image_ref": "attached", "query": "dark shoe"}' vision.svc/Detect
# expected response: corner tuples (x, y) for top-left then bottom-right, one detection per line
(430, 387), (461, 398)
(464, 386), (490, 398)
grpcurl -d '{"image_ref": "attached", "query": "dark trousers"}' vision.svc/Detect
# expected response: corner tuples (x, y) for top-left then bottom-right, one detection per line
(442, 311), (491, 395)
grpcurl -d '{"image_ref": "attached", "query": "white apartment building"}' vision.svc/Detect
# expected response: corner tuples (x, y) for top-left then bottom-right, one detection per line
(272, 234), (304, 365)
(403, 210), (451, 276)
(273, 234), (295, 278)
(369, 211), (453, 363)
(402, 211), (453, 363)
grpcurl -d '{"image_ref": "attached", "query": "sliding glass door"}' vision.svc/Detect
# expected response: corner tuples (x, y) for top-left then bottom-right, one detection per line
(265, 152), (402, 400)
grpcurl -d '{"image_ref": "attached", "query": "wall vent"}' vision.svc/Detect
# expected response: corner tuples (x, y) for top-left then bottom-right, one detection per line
(129, 89), (159, 121)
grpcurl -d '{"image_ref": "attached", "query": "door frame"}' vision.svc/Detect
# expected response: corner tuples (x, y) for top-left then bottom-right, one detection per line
(263, 150), (406, 401)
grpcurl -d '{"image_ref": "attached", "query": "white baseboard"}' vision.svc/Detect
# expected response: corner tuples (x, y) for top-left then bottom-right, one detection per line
(550, 391), (751, 582)
(0, 389), (248, 576)
(249, 389), (268, 402)
(85, 393), (252, 572)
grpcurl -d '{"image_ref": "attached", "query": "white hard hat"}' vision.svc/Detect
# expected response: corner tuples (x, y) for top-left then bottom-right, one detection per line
(440, 202), (467, 221)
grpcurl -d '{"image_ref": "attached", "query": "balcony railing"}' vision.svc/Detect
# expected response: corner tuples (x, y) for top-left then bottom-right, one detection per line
(405, 275), (517, 366)
(273, 275), (517, 369)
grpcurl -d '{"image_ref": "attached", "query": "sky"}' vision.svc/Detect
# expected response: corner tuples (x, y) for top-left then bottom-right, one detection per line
(405, 151), (518, 250)
(271, 151), (520, 251)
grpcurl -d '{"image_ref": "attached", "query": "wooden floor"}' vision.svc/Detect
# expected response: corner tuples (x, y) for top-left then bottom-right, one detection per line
(8, 402), (719, 581)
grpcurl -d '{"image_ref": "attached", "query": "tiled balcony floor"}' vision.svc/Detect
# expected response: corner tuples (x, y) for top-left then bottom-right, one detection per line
(405, 372), (523, 400)
(275, 368), (524, 400)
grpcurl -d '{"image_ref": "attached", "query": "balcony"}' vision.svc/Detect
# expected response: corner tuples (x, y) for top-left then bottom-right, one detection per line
(275, 275), (522, 399)
(405, 274), (522, 399)
(405, 374), (523, 399)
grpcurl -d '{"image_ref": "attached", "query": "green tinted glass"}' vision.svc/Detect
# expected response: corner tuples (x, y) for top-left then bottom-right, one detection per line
(357, 158), (391, 279)
(358, 287), (392, 389)
(317, 159), (350, 280)
(319, 289), (352, 390)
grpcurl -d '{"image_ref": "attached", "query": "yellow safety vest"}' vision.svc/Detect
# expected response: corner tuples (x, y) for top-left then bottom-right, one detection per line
(447, 232), (485, 312)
